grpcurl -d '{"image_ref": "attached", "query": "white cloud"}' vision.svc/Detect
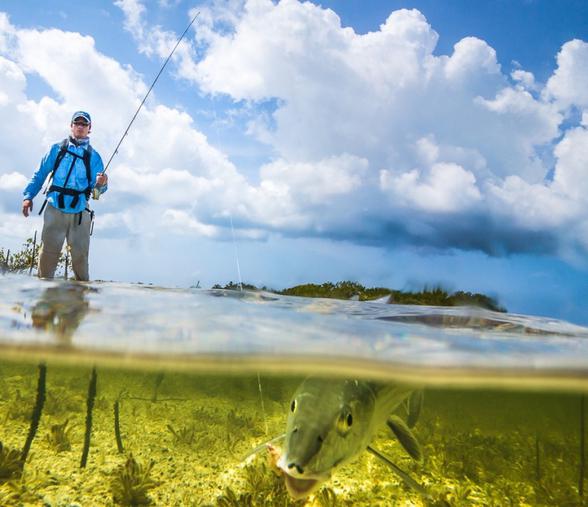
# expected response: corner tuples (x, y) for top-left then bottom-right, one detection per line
(1, 1), (588, 266)
(553, 125), (588, 202)
(0, 171), (27, 190)
(487, 175), (578, 230)
(114, 0), (146, 46)
(172, 0), (586, 257)
(259, 154), (367, 204)
(545, 39), (588, 110)
(381, 162), (482, 213)
(511, 69), (537, 92)
(162, 209), (220, 237)
(444, 37), (502, 91)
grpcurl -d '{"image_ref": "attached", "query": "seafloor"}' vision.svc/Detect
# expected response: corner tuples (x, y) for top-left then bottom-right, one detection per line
(0, 358), (585, 506)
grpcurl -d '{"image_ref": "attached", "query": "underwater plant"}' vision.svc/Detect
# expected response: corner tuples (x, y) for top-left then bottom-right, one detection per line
(223, 429), (241, 454)
(216, 487), (253, 507)
(166, 424), (195, 446)
(0, 466), (55, 506)
(44, 387), (83, 416)
(45, 419), (72, 452)
(151, 372), (165, 402)
(0, 441), (23, 482)
(111, 454), (158, 506)
(4, 389), (32, 421)
(220, 457), (304, 507)
(315, 487), (338, 507)
(0, 481), (20, 506)
(226, 409), (255, 431)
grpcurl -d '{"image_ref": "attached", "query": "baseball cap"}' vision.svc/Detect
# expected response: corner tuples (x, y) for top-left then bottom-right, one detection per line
(71, 111), (91, 124)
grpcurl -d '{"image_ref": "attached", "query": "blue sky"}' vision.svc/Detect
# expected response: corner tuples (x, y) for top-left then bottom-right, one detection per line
(0, 0), (587, 325)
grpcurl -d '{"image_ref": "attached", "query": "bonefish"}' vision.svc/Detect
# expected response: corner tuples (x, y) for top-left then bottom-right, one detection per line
(273, 377), (426, 500)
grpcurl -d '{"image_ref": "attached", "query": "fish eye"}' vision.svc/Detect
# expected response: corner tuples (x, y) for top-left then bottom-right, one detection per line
(336, 410), (353, 434)
(290, 399), (297, 413)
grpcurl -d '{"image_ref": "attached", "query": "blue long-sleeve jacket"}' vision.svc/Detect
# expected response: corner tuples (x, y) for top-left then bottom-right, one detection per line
(23, 138), (107, 214)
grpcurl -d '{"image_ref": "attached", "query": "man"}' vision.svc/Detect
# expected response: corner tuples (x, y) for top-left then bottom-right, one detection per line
(22, 111), (108, 281)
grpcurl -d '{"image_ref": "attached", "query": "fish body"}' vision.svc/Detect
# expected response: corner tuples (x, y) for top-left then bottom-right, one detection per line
(277, 377), (413, 499)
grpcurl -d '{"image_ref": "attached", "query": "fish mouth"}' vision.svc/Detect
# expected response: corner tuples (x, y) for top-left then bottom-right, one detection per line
(277, 459), (330, 500)
(282, 472), (328, 500)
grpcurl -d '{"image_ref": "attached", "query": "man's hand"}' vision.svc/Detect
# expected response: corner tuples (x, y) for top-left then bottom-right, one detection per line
(22, 199), (33, 217)
(96, 172), (108, 187)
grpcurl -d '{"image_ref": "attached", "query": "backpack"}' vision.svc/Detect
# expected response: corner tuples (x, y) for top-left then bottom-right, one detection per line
(39, 138), (93, 214)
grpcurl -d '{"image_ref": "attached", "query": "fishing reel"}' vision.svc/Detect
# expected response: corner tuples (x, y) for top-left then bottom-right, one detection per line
(92, 188), (101, 200)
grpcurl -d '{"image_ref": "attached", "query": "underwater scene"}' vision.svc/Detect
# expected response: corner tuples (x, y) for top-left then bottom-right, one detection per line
(1, 275), (588, 506)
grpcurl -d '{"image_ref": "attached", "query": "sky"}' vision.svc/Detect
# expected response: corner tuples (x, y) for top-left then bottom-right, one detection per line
(0, 0), (587, 325)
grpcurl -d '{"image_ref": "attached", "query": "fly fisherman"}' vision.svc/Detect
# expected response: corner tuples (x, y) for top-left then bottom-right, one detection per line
(21, 111), (108, 281)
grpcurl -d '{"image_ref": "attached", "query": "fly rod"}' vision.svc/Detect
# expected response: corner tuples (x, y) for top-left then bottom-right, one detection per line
(93, 11), (199, 199)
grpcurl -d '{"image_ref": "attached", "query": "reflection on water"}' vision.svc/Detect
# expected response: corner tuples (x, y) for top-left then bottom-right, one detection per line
(31, 283), (94, 345)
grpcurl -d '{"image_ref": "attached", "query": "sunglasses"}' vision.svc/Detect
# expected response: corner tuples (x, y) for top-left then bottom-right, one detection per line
(73, 121), (90, 127)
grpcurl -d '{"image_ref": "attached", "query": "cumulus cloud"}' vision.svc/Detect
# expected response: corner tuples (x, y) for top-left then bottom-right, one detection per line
(545, 39), (588, 110)
(157, 0), (586, 259)
(553, 125), (588, 202)
(2, 1), (588, 266)
(380, 162), (482, 213)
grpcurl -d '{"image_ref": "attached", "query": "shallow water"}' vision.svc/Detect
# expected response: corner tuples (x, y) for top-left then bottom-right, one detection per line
(1, 275), (588, 505)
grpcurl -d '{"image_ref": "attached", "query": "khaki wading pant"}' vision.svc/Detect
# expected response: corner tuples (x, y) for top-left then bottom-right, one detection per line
(38, 204), (92, 281)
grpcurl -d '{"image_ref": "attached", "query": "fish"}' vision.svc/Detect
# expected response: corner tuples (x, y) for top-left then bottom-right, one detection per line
(275, 377), (426, 500)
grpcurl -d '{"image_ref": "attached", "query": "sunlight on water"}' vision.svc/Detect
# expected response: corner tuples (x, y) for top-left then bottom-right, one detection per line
(1, 274), (588, 505)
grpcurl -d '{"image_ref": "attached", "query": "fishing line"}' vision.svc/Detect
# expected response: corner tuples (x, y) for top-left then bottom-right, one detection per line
(208, 53), (269, 438)
(228, 214), (268, 434)
(211, 110), (268, 436)
(229, 205), (268, 437)
(97, 11), (200, 185)
(229, 214), (243, 291)
(257, 371), (269, 436)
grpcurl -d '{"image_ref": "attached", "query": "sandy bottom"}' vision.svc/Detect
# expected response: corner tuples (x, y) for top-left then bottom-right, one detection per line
(0, 360), (584, 506)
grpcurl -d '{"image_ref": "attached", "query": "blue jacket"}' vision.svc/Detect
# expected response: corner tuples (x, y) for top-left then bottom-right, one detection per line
(23, 138), (107, 214)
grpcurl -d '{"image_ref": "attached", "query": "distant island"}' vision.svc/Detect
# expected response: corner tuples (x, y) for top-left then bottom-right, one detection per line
(212, 280), (506, 313)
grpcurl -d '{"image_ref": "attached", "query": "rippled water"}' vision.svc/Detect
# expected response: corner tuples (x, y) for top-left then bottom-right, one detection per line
(1, 274), (588, 389)
(1, 274), (588, 506)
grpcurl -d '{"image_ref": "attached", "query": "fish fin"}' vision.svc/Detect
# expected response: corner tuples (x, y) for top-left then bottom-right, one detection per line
(241, 433), (286, 462)
(367, 446), (430, 499)
(407, 390), (424, 428)
(387, 415), (422, 462)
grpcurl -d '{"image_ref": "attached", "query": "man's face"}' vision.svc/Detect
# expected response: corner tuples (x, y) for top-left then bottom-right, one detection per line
(71, 118), (90, 139)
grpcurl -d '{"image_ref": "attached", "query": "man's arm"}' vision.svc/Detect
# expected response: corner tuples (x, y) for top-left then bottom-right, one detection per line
(22, 145), (58, 216)
(91, 150), (108, 195)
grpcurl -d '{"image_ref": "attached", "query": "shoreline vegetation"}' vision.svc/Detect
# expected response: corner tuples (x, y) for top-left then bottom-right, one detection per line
(2, 237), (505, 313)
(213, 280), (507, 313)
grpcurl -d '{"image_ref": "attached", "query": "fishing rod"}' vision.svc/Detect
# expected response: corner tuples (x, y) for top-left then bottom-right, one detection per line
(93, 11), (200, 199)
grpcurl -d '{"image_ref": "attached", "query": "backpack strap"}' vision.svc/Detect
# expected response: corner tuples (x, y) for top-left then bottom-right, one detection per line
(53, 139), (69, 173)
(39, 139), (69, 215)
(82, 145), (93, 199)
